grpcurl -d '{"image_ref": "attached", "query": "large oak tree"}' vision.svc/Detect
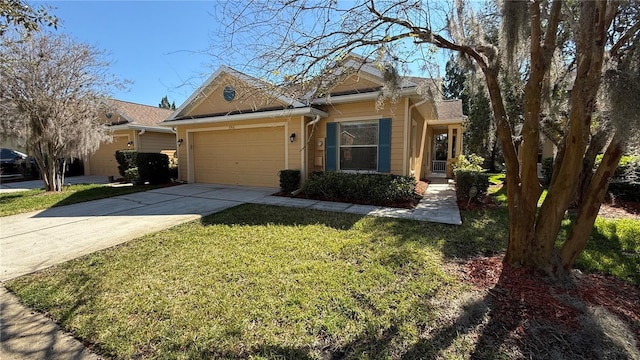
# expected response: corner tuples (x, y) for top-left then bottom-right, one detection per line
(212, 0), (640, 277)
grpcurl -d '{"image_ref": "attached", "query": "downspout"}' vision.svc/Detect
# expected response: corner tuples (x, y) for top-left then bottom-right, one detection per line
(291, 114), (322, 196)
(133, 129), (145, 151)
(406, 98), (428, 176)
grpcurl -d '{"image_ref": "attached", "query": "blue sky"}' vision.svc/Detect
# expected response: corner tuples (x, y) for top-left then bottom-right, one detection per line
(41, 1), (220, 107)
(39, 1), (450, 108)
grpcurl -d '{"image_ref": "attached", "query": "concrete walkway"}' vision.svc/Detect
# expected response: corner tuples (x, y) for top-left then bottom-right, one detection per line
(1, 181), (460, 359)
(249, 177), (462, 225)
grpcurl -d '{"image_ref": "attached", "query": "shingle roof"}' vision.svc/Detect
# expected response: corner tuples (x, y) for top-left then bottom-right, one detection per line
(108, 99), (173, 126)
(436, 100), (465, 120)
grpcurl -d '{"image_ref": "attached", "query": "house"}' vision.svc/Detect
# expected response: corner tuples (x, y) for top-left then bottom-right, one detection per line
(84, 100), (176, 177)
(161, 58), (464, 188)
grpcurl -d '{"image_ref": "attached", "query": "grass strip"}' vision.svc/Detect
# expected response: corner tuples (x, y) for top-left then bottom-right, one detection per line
(0, 184), (162, 216)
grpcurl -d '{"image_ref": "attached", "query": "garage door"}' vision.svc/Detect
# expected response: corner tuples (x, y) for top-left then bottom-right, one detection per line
(192, 127), (285, 187)
(89, 136), (128, 176)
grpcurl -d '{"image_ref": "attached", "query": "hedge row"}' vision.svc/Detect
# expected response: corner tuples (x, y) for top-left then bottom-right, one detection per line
(278, 169), (300, 194)
(544, 155), (639, 201)
(115, 150), (138, 178)
(454, 170), (490, 201)
(303, 171), (416, 204)
(137, 152), (170, 185)
(114, 150), (170, 185)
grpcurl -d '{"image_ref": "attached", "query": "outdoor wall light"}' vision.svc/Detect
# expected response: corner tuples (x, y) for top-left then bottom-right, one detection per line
(127, 141), (133, 148)
(289, 133), (296, 143)
(177, 138), (184, 146)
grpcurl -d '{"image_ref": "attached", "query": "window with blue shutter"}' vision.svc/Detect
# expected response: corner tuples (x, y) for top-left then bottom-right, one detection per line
(330, 118), (392, 173)
(325, 122), (337, 171)
(377, 118), (391, 172)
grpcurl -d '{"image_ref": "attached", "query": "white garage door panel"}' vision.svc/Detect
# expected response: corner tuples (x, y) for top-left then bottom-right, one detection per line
(192, 127), (285, 187)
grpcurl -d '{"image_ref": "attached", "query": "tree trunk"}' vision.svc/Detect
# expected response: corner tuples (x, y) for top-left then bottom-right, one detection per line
(531, 0), (609, 270)
(560, 135), (624, 270)
(483, 70), (541, 267)
(570, 130), (609, 208)
(40, 155), (64, 192)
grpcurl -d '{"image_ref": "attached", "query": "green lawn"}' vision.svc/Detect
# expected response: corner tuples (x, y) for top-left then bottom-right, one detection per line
(6, 203), (639, 359)
(488, 173), (548, 206)
(0, 183), (162, 216)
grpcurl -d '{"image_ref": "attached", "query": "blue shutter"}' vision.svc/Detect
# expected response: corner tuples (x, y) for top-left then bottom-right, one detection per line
(378, 118), (392, 173)
(325, 122), (337, 171)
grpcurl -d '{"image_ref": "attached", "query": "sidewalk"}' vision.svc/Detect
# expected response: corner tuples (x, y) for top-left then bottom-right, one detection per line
(0, 287), (102, 360)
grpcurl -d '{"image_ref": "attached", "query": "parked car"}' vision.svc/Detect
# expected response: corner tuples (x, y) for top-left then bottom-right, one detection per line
(0, 148), (28, 175)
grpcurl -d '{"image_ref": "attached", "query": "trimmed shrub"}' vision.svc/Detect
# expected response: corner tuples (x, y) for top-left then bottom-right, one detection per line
(303, 172), (416, 204)
(136, 152), (170, 185)
(65, 157), (84, 176)
(452, 154), (484, 172)
(454, 169), (490, 201)
(115, 150), (138, 178)
(279, 169), (301, 194)
(541, 157), (554, 186)
(124, 167), (139, 183)
(596, 155), (640, 202)
(168, 166), (178, 181)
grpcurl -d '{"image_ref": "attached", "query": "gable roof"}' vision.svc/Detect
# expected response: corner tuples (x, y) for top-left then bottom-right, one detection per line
(167, 66), (306, 121)
(300, 54), (423, 101)
(107, 99), (173, 126)
(435, 100), (465, 121)
(162, 57), (450, 125)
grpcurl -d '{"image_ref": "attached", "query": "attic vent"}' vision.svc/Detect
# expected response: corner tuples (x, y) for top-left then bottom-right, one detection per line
(223, 86), (236, 102)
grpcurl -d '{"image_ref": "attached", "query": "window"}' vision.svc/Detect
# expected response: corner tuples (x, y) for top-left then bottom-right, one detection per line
(326, 118), (391, 173)
(339, 122), (378, 171)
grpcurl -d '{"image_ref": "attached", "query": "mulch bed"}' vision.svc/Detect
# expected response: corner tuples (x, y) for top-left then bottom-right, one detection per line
(273, 180), (429, 209)
(457, 195), (500, 211)
(459, 256), (640, 343)
(599, 196), (640, 220)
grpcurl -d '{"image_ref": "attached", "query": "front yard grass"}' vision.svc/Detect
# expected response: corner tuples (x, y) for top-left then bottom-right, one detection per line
(0, 184), (162, 216)
(6, 203), (638, 358)
(6, 205), (507, 359)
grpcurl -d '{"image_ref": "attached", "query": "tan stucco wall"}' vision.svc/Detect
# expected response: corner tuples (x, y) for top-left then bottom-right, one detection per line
(187, 73), (289, 118)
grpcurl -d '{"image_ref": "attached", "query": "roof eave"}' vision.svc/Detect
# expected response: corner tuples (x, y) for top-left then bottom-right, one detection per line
(311, 87), (419, 105)
(107, 124), (175, 133)
(160, 107), (328, 127)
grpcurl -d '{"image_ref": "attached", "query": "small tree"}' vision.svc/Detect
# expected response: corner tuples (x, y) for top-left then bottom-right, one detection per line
(442, 56), (469, 114)
(159, 95), (176, 110)
(0, 32), (121, 191)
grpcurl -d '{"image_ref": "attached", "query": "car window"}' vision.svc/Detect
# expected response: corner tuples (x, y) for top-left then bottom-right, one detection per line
(1, 149), (14, 157)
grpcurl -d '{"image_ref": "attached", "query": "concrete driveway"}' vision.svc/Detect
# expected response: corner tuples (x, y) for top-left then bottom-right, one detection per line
(0, 184), (275, 281)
